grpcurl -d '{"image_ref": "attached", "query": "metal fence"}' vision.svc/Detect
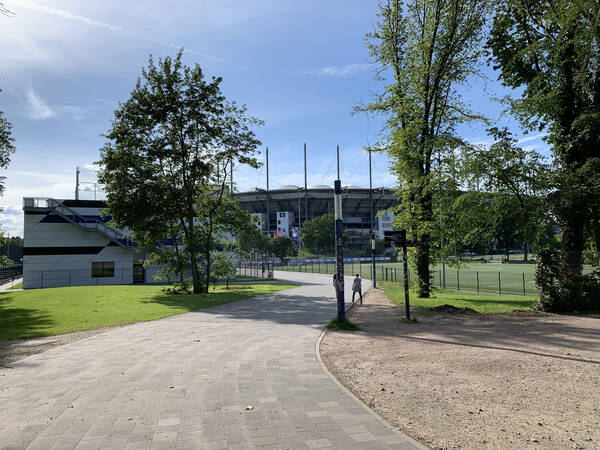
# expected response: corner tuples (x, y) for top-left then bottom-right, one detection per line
(22, 268), (165, 289)
(0, 264), (23, 285)
(238, 257), (538, 296)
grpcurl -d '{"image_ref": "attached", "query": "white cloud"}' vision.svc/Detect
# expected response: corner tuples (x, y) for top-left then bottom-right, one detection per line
(0, 209), (23, 237)
(25, 86), (55, 120)
(15, 0), (123, 31)
(308, 63), (375, 77)
(8, 0), (228, 64)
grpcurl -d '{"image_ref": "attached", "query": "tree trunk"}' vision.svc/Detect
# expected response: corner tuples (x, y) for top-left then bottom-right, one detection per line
(169, 223), (185, 286)
(416, 241), (430, 297)
(560, 214), (585, 278)
(416, 191), (432, 298)
(523, 239), (528, 263)
(183, 213), (202, 294)
(204, 219), (214, 294)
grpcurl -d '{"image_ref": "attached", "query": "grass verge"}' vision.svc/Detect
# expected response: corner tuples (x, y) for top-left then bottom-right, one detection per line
(0, 283), (296, 340)
(327, 317), (359, 330)
(7, 281), (22, 290)
(382, 282), (537, 314)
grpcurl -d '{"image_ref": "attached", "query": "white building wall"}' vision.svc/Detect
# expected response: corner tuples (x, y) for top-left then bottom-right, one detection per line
(377, 211), (395, 239)
(251, 213), (268, 232)
(23, 200), (138, 289)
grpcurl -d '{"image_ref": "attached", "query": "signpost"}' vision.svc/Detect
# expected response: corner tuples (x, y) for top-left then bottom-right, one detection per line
(384, 230), (421, 321)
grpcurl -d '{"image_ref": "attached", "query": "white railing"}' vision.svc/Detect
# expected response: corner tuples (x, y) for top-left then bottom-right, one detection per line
(23, 197), (52, 208)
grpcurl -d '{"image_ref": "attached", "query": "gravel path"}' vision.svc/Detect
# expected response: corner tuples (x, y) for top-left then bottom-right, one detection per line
(0, 273), (423, 449)
(320, 287), (600, 449)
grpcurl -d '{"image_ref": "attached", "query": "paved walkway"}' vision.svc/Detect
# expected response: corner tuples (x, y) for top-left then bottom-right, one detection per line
(0, 277), (22, 291)
(0, 272), (424, 450)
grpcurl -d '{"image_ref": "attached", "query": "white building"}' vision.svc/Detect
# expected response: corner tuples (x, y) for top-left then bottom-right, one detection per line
(276, 211), (295, 237)
(23, 197), (155, 289)
(251, 212), (268, 232)
(377, 211), (395, 239)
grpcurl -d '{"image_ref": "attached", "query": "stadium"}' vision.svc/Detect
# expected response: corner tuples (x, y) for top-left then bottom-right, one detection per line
(234, 184), (399, 239)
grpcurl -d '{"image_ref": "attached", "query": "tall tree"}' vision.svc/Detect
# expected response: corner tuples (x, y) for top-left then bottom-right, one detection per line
(460, 131), (551, 261)
(359, 0), (490, 297)
(301, 213), (335, 255)
(271, 236), (296, 260)
(0, 90), (15, 198)
(488, 1), (600, 309)
(98, 51), (261, 294)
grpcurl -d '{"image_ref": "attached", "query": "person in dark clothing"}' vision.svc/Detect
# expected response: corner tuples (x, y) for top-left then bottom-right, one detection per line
(352, 274), (362, 305)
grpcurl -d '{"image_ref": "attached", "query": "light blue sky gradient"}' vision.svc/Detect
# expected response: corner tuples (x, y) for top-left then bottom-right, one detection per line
(0, 0), (548, 236)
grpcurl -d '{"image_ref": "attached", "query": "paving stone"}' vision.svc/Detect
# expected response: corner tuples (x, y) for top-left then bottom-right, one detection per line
(0, 272), (423, 450)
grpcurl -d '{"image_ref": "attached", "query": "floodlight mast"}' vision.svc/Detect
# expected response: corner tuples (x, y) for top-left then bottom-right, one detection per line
(334, 179), (345, 320)
(369, 149), (376, 288)
(266, 147), (270, 234)
(75, 166), (80, 200)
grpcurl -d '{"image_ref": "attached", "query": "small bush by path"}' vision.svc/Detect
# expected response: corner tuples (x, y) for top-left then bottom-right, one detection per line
(0, 283), (296, 340)
(383, 282), (536, 313)
(327, 317), (358, 330)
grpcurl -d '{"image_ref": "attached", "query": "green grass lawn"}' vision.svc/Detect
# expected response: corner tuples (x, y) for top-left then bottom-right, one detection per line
(382, 282), (537, 313)
(8, 281), (22, 290)
(0, 283), (296, 340)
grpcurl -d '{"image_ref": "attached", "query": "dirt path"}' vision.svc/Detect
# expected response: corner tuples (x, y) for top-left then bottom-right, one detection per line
(320, 288), (600, 449)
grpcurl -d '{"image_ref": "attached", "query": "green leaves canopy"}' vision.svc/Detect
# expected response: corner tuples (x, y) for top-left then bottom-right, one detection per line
(98, 51), (261, 293)
(359, 0), (490, 296)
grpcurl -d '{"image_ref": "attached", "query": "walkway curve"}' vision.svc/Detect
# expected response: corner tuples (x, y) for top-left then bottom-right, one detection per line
(0, 272), (424, 450)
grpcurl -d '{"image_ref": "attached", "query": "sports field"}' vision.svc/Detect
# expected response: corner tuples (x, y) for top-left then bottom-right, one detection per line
(271, 260), (540, 295)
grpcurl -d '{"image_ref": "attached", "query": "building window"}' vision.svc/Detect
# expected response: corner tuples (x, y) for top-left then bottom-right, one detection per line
(92, 262), (114, 278)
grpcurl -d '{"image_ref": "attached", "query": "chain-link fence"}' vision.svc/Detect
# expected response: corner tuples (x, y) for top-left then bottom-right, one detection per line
(0, 264), (23, 285)
(23, 268), (157, 289)
(240, 256), (539, 296)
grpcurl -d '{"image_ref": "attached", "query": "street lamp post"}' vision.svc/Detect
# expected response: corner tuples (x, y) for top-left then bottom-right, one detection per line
(334, 179), (345, 320)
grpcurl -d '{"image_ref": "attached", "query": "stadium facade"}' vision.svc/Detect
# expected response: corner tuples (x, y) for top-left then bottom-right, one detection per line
(234, 184), (398, 239)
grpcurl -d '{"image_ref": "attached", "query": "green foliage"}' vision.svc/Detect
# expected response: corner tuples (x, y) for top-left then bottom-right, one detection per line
(358, 0), (491, 298)
(301, 213), (334, 254)
(535, 249), (600, 312)
(272, 236), (296, 260)
(0, 90), (15, 198)
(0, 283), (296, 340)
(0, 255), (13, 267)
(238, 224), (272, 256)
(98, 51), (261, 294)
(0, 236), (23, 263)
(458, 130), (552, 259)
(489, 1), (600, 305)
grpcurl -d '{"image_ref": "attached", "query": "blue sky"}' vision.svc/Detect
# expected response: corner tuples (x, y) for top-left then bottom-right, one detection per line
(0, 0), (548, 237)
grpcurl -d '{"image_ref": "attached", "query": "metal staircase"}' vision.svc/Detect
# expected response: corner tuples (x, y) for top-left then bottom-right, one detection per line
(47, 199), (133, 249)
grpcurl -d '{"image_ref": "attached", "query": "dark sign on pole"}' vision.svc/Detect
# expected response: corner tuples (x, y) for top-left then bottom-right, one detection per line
(399, 230), (411, 320)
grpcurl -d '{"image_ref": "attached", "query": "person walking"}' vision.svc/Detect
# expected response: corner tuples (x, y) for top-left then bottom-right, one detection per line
(352, 274), (362, 305)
